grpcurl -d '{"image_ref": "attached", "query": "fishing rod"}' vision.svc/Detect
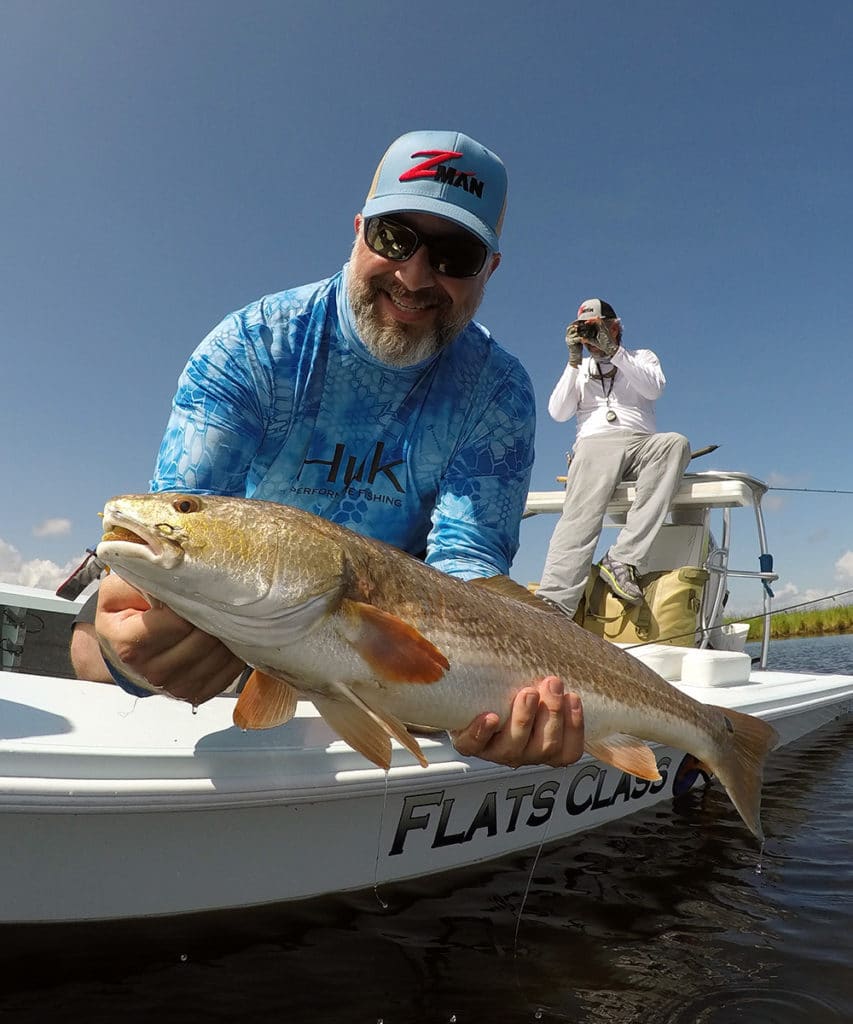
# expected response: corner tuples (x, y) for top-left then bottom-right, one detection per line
(768, 487), (853, 495)
(623, 587), (853, 652)
(688, 444), (851, 493)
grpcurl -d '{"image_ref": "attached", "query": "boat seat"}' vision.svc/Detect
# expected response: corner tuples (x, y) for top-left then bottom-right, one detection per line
(638, 523), (707, 574)
(524, 471), (768, 519)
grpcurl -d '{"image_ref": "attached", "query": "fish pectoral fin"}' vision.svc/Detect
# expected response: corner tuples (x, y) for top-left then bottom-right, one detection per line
(312, 685), (429, 769)
(233, 669), (299, 730)
(584, 733), (661, 781)
(339, 599), (449, 683)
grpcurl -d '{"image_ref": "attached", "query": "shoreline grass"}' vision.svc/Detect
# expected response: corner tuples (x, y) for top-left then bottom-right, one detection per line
(731, 604), (853, 642)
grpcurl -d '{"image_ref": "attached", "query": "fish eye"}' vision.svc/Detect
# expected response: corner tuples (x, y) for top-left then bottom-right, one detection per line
(172, 496), (201, 514)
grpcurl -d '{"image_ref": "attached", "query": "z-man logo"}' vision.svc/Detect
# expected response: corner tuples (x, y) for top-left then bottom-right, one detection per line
(399, 150), (485, 198)
(399, 150), (463, 181)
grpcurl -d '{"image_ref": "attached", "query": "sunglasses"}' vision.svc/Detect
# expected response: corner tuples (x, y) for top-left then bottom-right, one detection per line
(363, 216), (489, 279)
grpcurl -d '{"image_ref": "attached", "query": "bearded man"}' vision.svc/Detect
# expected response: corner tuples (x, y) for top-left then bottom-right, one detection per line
(71, 130), (584, 768)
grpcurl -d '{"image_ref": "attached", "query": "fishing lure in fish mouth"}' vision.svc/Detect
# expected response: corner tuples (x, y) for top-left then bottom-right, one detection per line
(55, 548), (108, 601)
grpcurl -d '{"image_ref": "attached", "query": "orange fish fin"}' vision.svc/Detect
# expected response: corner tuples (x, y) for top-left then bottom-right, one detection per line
(312, 688), (429, 769)
(233, 669), (298, 730)
(584, 733), (662, 781)
(339, 599), (449, 683)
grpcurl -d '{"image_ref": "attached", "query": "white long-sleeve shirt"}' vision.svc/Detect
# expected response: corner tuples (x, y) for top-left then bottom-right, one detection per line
(548, 345), (665, 446)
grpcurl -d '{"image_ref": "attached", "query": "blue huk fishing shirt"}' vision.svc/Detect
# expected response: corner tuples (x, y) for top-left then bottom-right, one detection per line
(151, 265), (536, 580)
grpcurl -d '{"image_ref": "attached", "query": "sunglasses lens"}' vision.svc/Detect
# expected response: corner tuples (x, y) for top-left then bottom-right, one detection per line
(364, 217), (418, 261)
(364, 217), (488, 278)
(428, 236), (487, 278)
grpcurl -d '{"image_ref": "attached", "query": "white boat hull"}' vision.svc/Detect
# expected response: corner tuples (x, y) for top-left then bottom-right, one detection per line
(1, 668), (850, 924)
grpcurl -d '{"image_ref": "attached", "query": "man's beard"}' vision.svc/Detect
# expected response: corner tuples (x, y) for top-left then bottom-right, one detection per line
(347, 271), (481, 368)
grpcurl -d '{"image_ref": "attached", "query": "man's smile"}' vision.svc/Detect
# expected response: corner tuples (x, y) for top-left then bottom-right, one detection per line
(379, 287), (444, 322)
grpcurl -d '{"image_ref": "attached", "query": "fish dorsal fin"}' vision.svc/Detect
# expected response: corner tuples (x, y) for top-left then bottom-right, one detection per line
(469, 575), (566, 615)
(339, 599), (449, 683)
(584, 733), (662, 781)
(233, 668), (298, 730)
(311, 684), (429, 769)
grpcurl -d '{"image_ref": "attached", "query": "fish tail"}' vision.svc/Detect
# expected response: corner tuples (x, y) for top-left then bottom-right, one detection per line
(707, 705), (779, 841)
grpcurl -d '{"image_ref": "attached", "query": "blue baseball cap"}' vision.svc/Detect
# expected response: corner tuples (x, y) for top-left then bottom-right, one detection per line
(362, 130), (507, 252)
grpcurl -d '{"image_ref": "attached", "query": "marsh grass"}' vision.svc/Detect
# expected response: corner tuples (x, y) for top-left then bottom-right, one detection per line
(735, 604), (853, 641)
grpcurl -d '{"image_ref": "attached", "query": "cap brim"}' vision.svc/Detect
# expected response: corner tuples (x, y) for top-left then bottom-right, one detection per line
(361, 194), (499, 252)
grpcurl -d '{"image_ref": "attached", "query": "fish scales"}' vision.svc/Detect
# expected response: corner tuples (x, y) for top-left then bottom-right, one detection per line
(97, 493), (779, 839)
(328, 533), (718, 743)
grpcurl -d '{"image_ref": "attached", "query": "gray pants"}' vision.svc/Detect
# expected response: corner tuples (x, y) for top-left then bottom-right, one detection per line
(537, 431), (691, 616)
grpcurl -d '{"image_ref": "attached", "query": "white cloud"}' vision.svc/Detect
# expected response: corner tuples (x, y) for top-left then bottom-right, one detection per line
(763, 494), (786, 513)
(0, 538), (79, 590)
(729, 579), (838, 617)
(765, 471), (807, 488)
(776, 582), (839, 610)
(835, 551), (853, 580)
(33, 517), (72, 538)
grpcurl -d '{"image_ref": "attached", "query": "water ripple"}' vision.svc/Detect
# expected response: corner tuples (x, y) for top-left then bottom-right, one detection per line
(662, 985), (843, 1023)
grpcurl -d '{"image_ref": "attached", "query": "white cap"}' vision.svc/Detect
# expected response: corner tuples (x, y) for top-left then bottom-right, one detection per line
(577, 298), (618, 321)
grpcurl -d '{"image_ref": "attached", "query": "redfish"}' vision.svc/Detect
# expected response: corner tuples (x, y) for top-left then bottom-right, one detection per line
(98, 493), (778, 838)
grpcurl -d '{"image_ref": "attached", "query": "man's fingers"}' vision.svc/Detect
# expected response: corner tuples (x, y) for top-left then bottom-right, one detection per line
(106, 606), (195, 670)
(504, 688), (540, 750)
(530, 677), (566, 764)
(450, 681), (585, 769)
(96, 580), (241, 703)
(449, 712), (501, 757)
(459, 689), (540, 767)
(562, 692), (585, 764)
(142, 625), (242, 703)
(139, 604), (198, 648)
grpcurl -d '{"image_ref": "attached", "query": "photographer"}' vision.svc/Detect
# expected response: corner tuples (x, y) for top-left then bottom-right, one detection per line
(536, 298), (690, 618)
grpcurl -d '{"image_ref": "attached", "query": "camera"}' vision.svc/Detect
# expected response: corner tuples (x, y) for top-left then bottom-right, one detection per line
(574, 320), (600, 341)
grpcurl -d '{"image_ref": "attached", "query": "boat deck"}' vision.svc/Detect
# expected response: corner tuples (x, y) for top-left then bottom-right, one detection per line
(2, 668), (850, 810)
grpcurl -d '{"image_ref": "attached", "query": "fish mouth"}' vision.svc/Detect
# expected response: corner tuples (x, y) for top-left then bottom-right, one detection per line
(97, 507), (184, 569)
(101, 525), (148, 545)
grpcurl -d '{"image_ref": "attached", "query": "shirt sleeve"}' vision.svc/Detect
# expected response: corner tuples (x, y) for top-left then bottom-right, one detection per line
(610, 347), (666, 400)
(425, 361), (536, 580)
(150, 312), (274, 495)
(547, 361), (581, 421)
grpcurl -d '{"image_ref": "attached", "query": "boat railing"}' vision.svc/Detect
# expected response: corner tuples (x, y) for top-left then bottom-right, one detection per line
(3, 470), (781, 676)
(1, 582), (86, 675)
(524, 470), (780, 668)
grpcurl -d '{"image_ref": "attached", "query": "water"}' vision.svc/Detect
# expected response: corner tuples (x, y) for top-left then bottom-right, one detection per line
(2, 636), (851, 1023)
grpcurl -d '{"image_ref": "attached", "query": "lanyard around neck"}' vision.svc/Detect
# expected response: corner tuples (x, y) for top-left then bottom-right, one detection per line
(589, 362), (617, 400)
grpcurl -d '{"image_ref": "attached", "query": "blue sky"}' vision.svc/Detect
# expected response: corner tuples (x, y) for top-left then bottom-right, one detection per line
(2, 0), (852, 615)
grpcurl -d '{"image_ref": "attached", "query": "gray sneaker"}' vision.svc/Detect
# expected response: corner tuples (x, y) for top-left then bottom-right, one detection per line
(599, 552), (643, 605)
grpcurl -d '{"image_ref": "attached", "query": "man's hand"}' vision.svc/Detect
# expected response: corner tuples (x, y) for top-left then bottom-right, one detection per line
(95, 573), (245, 704)
(587, 320), (618, 359)
(450, 677), (584, 768)
(565, 323), (584, 368)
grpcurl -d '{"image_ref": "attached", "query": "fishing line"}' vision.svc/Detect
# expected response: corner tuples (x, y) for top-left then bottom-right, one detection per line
(512, 764), (568, 956)
(622, 587), (853, 652)
(371, 770), (391, 910)
(509, 764), (570, 1023)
